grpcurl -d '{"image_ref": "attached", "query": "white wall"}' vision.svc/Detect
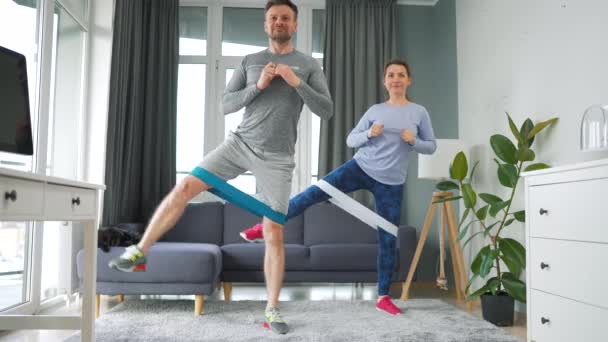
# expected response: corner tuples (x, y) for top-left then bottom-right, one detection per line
(456, 0), (608, 310)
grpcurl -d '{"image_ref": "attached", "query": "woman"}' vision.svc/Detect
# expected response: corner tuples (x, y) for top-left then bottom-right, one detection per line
(241, 59), (437, 315)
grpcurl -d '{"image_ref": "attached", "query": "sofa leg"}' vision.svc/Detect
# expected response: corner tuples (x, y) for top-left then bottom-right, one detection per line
(96, 294), (100, 319)
(195, 295), (204, 316)
(118, 294), (124, 303)
(223, 282), (232, 302)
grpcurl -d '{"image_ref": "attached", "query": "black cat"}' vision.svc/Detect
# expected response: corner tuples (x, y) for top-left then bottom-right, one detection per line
(98, 223), (143, 253)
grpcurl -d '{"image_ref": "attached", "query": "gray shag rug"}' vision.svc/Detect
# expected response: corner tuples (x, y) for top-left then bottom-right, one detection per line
(66, 299), (522, 342)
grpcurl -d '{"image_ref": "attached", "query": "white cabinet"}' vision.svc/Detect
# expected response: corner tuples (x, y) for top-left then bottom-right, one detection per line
(523, 158), (608, 342)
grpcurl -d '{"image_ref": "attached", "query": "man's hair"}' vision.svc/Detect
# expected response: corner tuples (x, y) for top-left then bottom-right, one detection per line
(265, 0), (298, 19)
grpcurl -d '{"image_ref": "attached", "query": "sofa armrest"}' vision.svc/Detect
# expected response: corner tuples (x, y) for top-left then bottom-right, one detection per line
(396, 225), (418, 281)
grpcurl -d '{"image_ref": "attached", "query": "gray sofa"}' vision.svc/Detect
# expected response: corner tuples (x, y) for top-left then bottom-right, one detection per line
(77, 201), (418, 316)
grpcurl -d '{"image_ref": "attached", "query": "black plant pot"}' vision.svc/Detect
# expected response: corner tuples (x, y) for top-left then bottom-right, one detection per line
(480, 291), (514, 326)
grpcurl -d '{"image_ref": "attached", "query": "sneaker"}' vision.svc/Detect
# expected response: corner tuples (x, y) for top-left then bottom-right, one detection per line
(376, 296), (403, 315)
(240, 223), (264, 242)
(263, 307), (289, 334)
(108, 245), (147, 272)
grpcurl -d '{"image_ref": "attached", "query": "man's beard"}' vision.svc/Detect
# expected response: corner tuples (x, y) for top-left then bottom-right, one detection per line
(270, 31), (291, 43)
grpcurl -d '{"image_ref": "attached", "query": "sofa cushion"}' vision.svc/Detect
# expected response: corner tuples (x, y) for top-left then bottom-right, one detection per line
(309, 244), (382, 271)
(85, 242), (222, 284)
(222, 203), (304, 244)
(161, 202), (224, 244)
(304, 202), (377, 246)
(221, 243), (310, 270)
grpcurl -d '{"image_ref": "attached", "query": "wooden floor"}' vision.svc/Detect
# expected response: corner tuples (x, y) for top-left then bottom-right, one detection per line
(0, 281), (526, 341)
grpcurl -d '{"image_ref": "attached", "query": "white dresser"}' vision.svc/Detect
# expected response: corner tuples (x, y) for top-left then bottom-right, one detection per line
(523, 158), (608, 342)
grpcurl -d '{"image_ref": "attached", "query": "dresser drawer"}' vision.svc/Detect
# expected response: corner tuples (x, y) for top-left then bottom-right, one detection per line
(0, 176), (44, 217)
(530, 238), (608, 308)
(44, 184), (96, 218)
(529, 289), (608, 342)
(528, 178), (608, 243)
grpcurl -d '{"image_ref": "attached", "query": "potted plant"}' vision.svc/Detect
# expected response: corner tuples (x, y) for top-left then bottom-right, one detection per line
(435, 113), (558, 326)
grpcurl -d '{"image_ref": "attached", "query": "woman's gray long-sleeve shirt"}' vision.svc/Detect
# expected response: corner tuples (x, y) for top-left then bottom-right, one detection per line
(222, 49), (333, 155)
(346, 102), (437, 185)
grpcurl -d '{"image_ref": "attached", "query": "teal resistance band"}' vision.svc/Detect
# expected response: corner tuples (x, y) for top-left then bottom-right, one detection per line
(190, 167), (286, 225)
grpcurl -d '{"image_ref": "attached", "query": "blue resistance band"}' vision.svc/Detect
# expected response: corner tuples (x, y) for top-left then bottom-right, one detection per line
(190, 167), (286, 225)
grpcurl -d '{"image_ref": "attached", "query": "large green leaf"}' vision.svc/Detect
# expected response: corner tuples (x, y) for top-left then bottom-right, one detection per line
(461, 183), (477, 208)
(470, 246), (490, 275)
(486, 277), (501, 296)
(498, 238), (526, 268)
(528, 118), (559, 140)
(466, 283), (492, 302)
(524, 162), (550, 172)
(500, 253), (522, 278)
(489, 200), (511, 217)
(501, 272), (526, 302)
(476, 205), (489, 221)
(515, 147), (536, 162)
(479, 248), (500, 277)
(479, 193), (502, 205)
(506, 112), (523, 145)
(451, 152), (468, 181)
(520, 118), (535, 147)
(513, 210), (525, 222)
(495, 160), (518, 188)
(436, 180), (459, 191)
(490, 134), (517, 164)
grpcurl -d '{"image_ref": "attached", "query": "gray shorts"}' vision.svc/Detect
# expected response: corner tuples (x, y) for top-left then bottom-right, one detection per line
(197, 133), (295, 215)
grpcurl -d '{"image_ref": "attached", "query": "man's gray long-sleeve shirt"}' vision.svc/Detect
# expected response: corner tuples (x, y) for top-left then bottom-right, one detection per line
(222, 49), (333, 155)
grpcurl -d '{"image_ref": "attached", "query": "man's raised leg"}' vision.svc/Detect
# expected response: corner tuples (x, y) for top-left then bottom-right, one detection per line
(138, 175), (210, 253)
(109, 175), (210, 272)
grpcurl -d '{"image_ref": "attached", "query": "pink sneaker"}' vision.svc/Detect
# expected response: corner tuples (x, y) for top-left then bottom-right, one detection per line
(376, 296), (403, 315)
(240, 223), (264, 242)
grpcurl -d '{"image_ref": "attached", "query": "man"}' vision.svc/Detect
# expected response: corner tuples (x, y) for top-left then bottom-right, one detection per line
(108, 0), (333, 335)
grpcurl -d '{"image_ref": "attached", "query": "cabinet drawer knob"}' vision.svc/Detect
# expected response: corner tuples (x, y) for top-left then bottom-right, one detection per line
(4, 190), (17, 202)
(539, 208), (548, 215)
(540, 262), (549, 270)
(541, 317), (550, 324)
(72, 197), (81, 206)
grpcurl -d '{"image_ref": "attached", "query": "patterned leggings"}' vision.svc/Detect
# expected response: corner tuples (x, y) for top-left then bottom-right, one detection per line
(286, 159), (404, 296)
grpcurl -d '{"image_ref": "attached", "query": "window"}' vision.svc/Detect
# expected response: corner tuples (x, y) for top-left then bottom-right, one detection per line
(176, 64), (206, 184)
(41, 1), (89, 303)
(47, 3), (86, 179)
(180, 7), (207, 56)
(177, 7), (208, 184)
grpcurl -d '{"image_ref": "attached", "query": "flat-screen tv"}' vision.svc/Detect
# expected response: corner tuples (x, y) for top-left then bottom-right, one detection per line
(0, 45), (34, 155)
